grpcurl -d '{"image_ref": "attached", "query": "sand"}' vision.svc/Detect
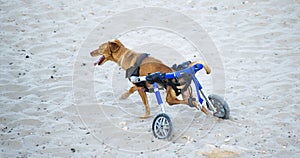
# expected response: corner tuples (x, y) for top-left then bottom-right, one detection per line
(1, 0), (299, 157)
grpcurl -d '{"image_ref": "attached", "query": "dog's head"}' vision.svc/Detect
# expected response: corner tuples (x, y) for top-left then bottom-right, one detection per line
(90, 39), (125, 66)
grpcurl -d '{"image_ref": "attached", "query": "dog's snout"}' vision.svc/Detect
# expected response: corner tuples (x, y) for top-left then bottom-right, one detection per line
(90, 50), (97, 57)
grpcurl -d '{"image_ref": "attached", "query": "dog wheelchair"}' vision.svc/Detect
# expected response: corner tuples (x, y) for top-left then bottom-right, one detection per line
(130, 62), (230, 140)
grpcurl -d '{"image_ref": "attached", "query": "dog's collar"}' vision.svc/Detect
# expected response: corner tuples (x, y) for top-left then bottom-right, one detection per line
(118, 50), (130, 68)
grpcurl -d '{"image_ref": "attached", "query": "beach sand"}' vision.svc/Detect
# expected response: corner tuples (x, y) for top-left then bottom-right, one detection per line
(1, 0), (299, 157)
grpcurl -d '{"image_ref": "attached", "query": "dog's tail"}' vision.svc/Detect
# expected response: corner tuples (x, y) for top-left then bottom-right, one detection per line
(188, 61), (211, 74)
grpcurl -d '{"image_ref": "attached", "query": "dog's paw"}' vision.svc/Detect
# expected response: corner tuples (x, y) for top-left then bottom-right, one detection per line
(140, 114), (150, 119)
(188, 97), (197, 108)
(120, 92), (130, 100)
(201, 106), (210, 115)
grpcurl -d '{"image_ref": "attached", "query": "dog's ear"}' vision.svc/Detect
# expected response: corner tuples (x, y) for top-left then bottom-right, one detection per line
(111, 39), (124, 47)
(113, 39), (124, 45)
(108, 41), (120, 53)
(108, 39), (124, 53)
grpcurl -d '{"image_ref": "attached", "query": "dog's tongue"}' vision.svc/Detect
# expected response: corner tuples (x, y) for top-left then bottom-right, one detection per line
(94, 55), (105, 66)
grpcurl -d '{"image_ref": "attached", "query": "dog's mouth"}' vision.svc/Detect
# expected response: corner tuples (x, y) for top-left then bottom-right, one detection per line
(94, 55), (105, 66)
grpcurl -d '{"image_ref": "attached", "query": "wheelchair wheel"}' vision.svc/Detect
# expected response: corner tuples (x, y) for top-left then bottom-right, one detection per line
(152, 113), (173, 140)
(208, 94), (230, 119)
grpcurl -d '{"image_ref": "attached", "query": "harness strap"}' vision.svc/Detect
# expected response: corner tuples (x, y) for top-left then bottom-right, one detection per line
(169, 61), (193, 96)
(166, 79), (182, 96)
(125, 56), (192, 95)
(125, 53), (149, 79)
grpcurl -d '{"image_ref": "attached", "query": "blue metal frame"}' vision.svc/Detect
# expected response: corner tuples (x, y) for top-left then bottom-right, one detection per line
(148, 64), (205, 109)
(192, 75), (204, 104)
(153, 82), (163, 105)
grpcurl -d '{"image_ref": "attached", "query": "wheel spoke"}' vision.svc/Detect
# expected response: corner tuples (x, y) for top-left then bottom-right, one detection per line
(208, 94), (230, 119)
(152, 114), (173, 139)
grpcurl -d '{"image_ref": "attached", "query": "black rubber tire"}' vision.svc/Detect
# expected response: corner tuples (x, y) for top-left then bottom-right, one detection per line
(152, 113), (173, 140)
(208, 94), (230, 119)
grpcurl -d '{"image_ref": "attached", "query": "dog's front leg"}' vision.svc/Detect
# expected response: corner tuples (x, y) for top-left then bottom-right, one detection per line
(137, 87), (150, 119)
(120, 86), (137, 99)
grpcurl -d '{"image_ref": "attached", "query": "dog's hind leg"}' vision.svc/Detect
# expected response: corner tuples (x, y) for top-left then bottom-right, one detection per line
(166, 86), (202, 110)
(137, 87), (150, 119)
(166, 86), (188, 105)
(120, 85), (137, 99)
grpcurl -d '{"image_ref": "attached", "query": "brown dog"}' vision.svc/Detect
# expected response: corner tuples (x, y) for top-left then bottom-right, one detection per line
(90, 39), (211, 118)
